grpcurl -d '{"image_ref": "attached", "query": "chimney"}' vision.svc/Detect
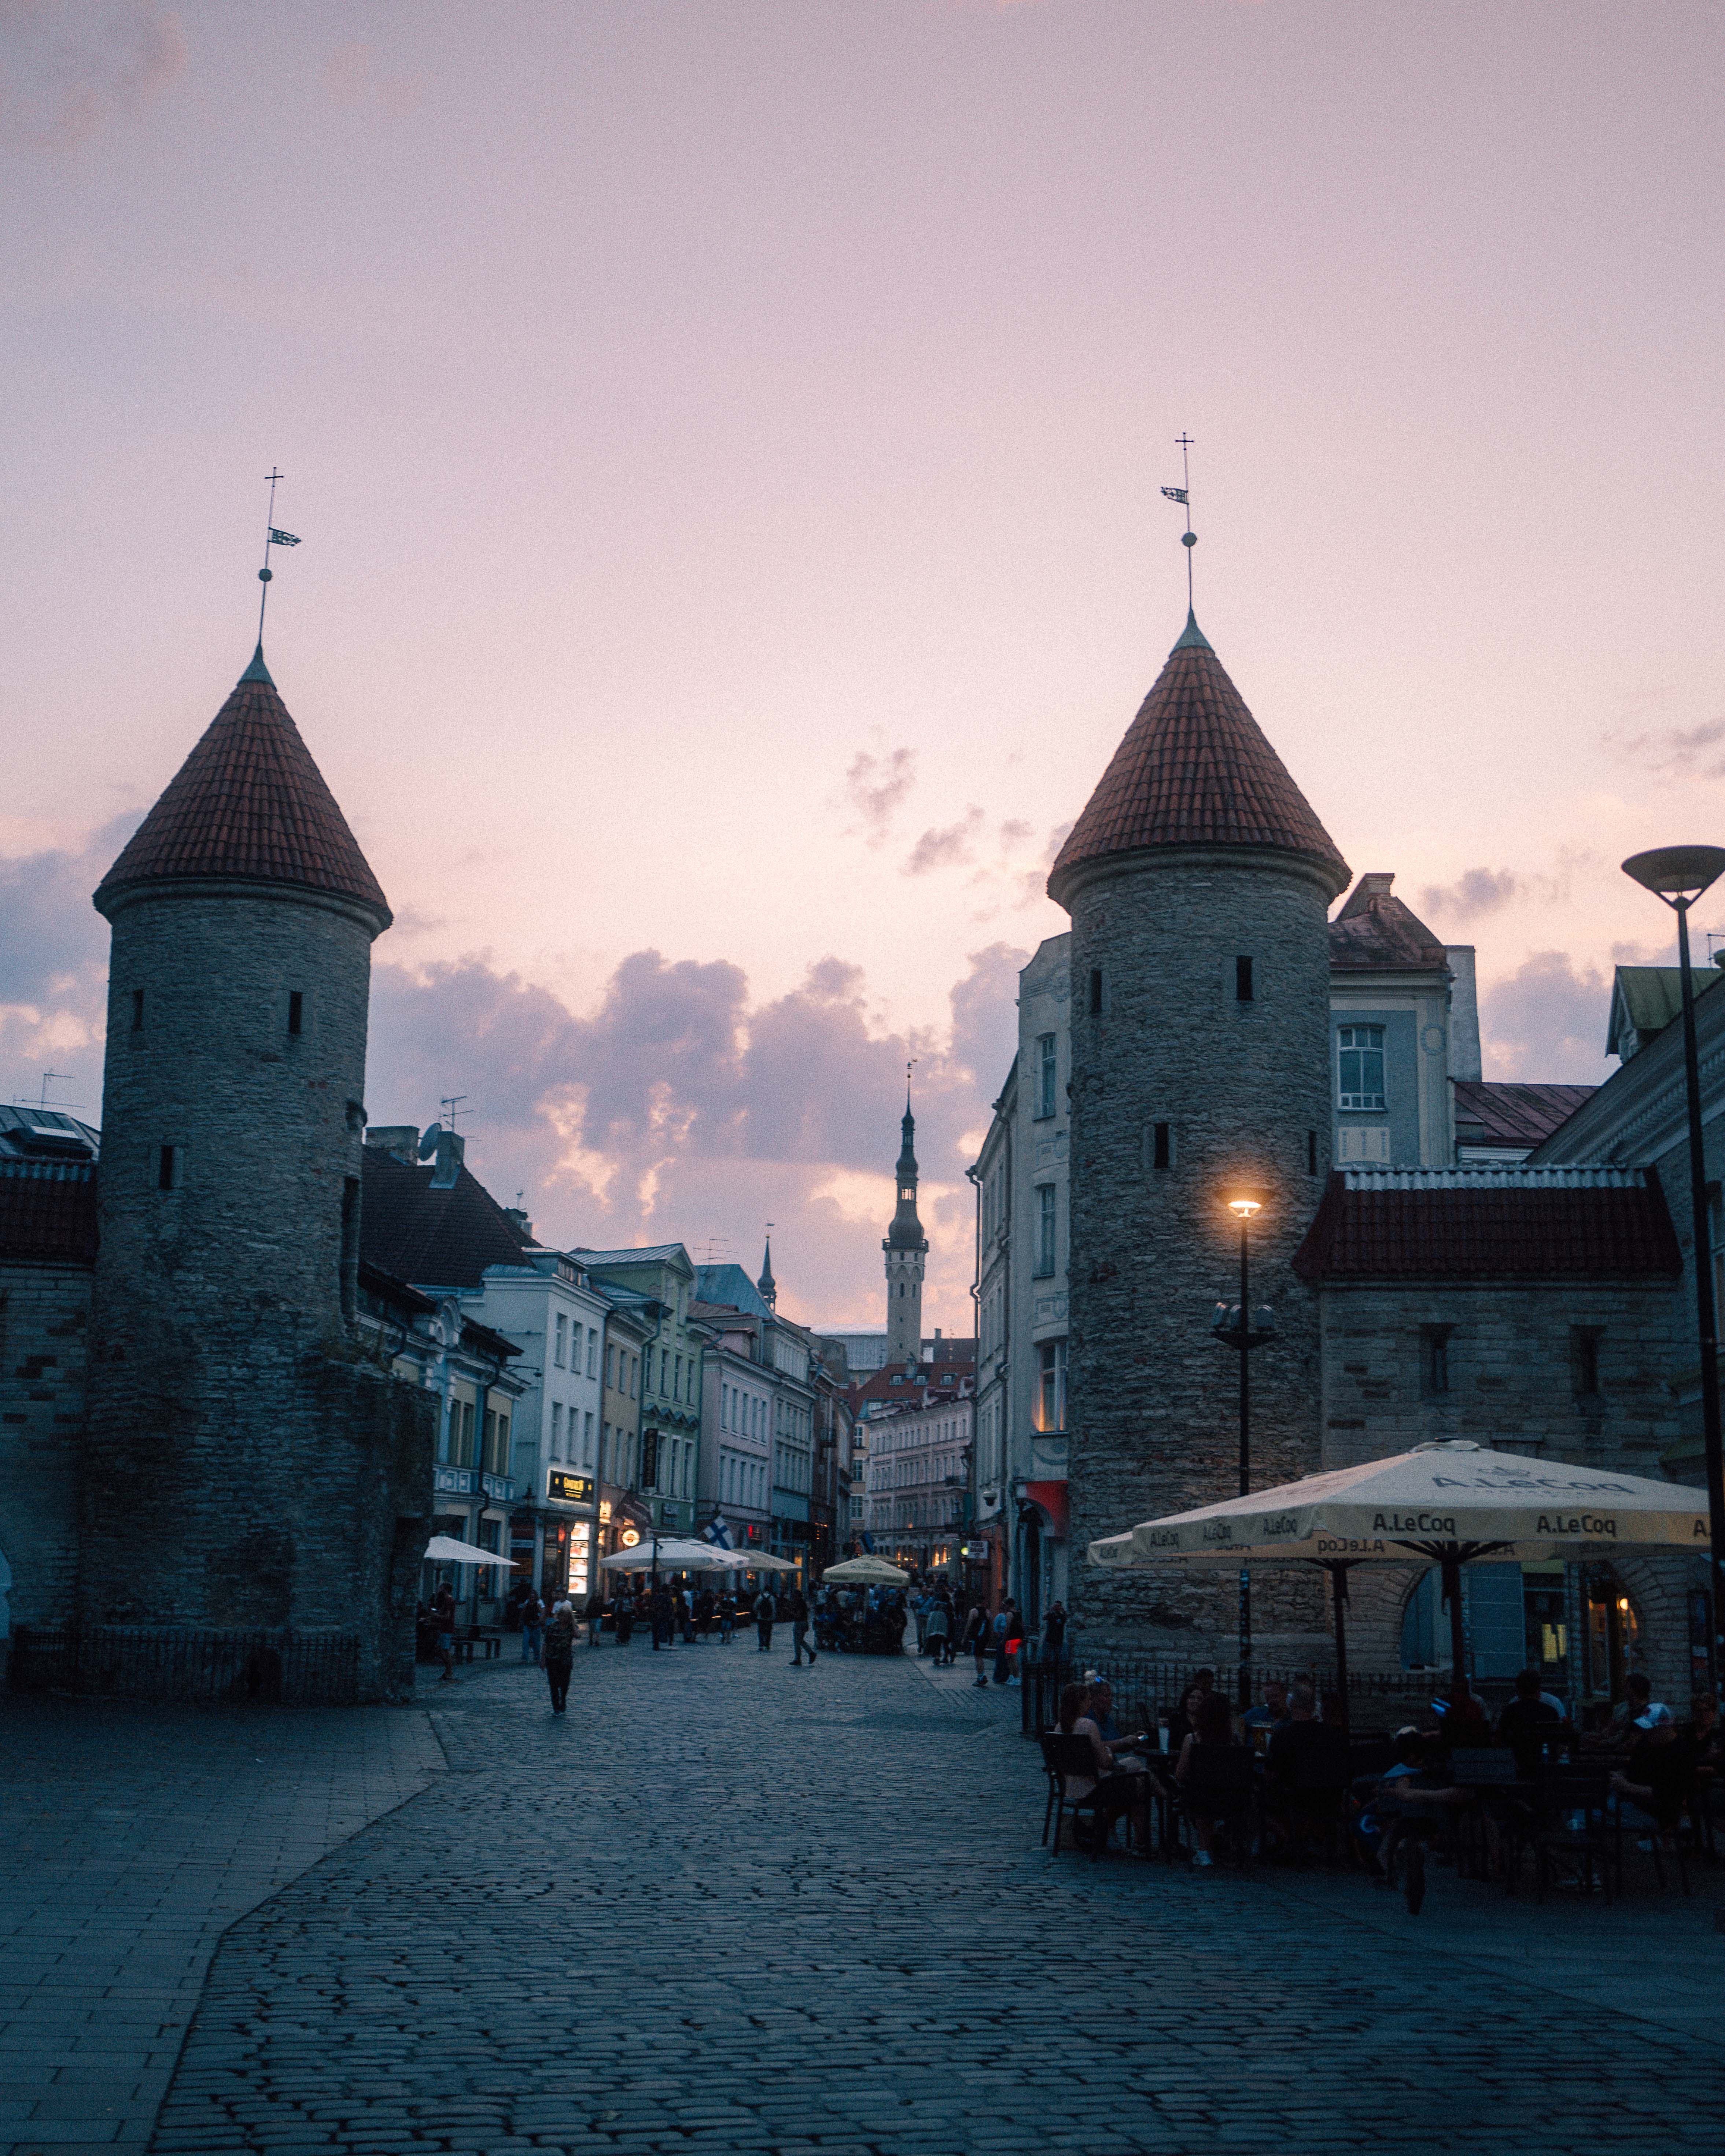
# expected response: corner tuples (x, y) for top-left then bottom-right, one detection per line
(364, 1125), (420, 1166)
(504, 1207), (534, 1241)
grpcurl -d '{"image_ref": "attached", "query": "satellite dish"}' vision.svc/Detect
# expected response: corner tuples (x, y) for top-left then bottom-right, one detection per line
(419, 1124), (442, 1160)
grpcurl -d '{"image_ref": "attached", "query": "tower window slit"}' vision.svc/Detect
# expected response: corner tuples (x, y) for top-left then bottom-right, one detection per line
(288, 990), (303, 1036)
(131, 988), (145, 1031)
(1235, 955), (1254, 1002)
(1088, 968), (1103, 1015)
(1307, 1129), (1318, 1175)
(1153, 1122), (1172, 1171)
(157, 1144), (177, 1191)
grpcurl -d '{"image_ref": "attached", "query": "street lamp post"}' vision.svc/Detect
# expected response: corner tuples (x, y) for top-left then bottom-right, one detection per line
(1213, 1190), (1274, 1711)
(1623, 844), (1725, 1692)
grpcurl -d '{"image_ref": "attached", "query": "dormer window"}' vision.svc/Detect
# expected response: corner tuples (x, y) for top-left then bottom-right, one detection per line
(1338, 1024), (1386, 1111)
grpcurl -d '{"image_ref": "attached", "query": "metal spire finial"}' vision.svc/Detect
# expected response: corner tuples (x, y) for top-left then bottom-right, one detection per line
(1161, 433), (1198, 613)
(253, 467), (301, 659)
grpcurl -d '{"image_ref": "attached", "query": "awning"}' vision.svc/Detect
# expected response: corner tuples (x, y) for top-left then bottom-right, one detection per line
(423, 1533), (520, 1571)
(1022, 1481), (1069, 1538)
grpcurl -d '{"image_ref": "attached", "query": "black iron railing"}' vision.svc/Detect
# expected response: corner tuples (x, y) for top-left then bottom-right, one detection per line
(9, 1625), (361, 1706)
(1020, 1644), (1468, 1737)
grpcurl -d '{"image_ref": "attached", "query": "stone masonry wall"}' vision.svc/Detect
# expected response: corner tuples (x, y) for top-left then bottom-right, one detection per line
(1317, 1280), (1687, 1472)
(1064, 850), (1336, 1656)
(0, 1260), (90, 1639)
(80, 883), (432, 1698)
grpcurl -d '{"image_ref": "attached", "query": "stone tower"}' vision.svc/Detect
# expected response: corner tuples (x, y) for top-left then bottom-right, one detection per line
(80, 644), (435, 1699)
(1047, 609), (1350, 1652)
(757, 1235), (777, 1310)
(883, 1093), (927, 1363)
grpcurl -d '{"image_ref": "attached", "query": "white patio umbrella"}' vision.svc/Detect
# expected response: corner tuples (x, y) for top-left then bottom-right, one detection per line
(599, 1537), (744, 1572)
(738, 1551), (802, 1574)
(423, 1533), (521, 1571)
(1090, 1441), (1709, 1712)
(823, 1556), (910, 1585)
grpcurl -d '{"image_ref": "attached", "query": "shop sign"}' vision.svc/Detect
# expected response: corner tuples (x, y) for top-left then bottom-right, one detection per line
(618, 1526), (641, 1549)
(549, 1473), (594, 1505)
(961, 1542), (991, 1559)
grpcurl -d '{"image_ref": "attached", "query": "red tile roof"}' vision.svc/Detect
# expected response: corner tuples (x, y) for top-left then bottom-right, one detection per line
(95, 658), (390, 927)
(1048, 623), (1349, 905)
(1292, 1169), (1681, 1282)
(1452, 1081), (1597, 1152)
(1328, 873), (1448, 970)
(0, 1160), (98, 1265)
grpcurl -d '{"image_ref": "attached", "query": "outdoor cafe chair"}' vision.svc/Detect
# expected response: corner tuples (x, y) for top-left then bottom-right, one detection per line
(1172, 1746), (1257, 1868)
(1532, 1769), (1619, 1905)
(1037, 1733), (1116, 1857)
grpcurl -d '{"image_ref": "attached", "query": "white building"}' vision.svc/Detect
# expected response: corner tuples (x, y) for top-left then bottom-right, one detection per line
(472, 1249), (609, 1604)
(865, 1387), (975, 1578)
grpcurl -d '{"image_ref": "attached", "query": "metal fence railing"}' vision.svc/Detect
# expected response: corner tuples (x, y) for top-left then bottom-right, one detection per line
(1019, 1645), (1484, 1738)
(8, 1625), (361, 1706)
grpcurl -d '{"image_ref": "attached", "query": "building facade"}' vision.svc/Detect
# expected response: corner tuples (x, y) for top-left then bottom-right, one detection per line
(865, 1388), (975, 1578)
(576, 1245), (705, 1541)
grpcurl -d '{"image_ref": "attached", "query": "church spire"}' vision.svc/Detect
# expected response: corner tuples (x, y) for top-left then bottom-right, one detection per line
(757, 1230), (777, 1310)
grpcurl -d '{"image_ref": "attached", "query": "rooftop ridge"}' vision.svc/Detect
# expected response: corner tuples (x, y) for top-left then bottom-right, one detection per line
(1339, 1164), (1643, 1190)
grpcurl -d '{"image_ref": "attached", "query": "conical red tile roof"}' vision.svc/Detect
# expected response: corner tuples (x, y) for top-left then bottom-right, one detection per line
(95, 651), (391, 929)
(1047, 615), (1349, 906)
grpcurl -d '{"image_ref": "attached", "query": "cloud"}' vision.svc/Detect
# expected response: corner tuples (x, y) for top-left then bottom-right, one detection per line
(1606, 716), (1725, 779)
(1479, 950), (1611, 1085)
(366, 941), (1028, 1330)
(1418, 867), (1519, 922)
(843, 746), (916, 842)
(0, 4), (186, 151)
(905, 806), (985, 876)
(322, 39), (424, 118)
(0, 818), (136, 1113)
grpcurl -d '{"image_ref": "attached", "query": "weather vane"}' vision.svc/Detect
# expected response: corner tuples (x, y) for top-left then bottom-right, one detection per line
(1161, 432), (1197, 612)
(255, 467), (301, 646)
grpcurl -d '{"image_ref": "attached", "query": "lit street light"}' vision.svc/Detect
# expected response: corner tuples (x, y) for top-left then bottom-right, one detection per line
(1213, 1188), (1275, 1709)
(1622, 843), (1725, 1691)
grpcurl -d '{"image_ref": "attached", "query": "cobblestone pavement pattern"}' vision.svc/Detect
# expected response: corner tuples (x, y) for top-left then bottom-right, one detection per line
(0, 1691), (442, 2156)
(146, 1644), (1725, 2156)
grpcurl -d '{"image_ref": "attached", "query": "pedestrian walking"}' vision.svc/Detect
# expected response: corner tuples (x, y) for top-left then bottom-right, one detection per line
(719, 1590), (737, 1644)
(993, 1599), (1022, 1686)
(680, 1587), (697, 1645)
(962, 1602), (988, 1688)
(912, 1590), (930, 1657)
(650, 1583), (674, 1651)
(518, 1588), (545, 1665)
(585, 1590), (604, 1647)
(1042, 1599), (1068, 1673)
(924, 1591), (951, 1665)
(755, 1589), (777, 1653)
(789, 1589), (818, 1667)
(615, 1589), (636, 1644)
(432, 1583), (457, 1684)
(543, 1598), (576, 1714)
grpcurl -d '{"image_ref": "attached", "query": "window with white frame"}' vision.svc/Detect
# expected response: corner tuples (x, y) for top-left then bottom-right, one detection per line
(1035, 1032), (1057, 1119)
(1033, 1183), (1057, 1277)
(1337, 1024), (1387, 1111)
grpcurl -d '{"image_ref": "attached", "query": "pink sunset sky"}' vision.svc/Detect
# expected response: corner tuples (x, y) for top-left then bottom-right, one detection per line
(3, 1), (1720, 1334)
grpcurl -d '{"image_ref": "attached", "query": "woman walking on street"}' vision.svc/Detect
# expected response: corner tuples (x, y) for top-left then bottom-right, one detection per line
(718, 1590), (737, 1645)
(543, 1598), (577, 1714)
(925, 1591), (951, 1666)
(789, 1589), (818, 1667)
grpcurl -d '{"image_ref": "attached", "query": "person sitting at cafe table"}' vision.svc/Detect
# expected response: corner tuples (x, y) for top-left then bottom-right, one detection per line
(1586, 1672), (1655, 1750)
(1087, 1680), (1122, 1743)
(1260, 1682), (1347, 1846)
(1165, 1682), (1209, 1755)
(1609, 1703), (1696, 1850)
(1057, 1683), (1147, 1851)
(1242, 1678), (1290, 1735)
(1373, 1734), (1470, 1880)
(1173, 1694), (1246, 1868)
(1496, 1667), (1563, 1776)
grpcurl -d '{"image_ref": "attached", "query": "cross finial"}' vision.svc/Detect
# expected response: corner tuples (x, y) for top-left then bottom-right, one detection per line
(1162, 433), (1198, 612)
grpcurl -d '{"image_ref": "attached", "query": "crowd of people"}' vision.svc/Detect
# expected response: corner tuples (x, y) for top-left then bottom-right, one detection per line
(1046, 1660), (1725, 1878)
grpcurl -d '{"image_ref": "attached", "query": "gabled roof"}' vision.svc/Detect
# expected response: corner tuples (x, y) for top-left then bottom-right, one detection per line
(359, 1145), (528, 1290)
(573, 1243), (693, 1277)
(1048, 619), (1349, 905)
(1606, 965), (1725, 1057)
(94, 654), (390, 930)
(1292, 1166), (1681, 1282)
(0, 1158), (98, 1265)
(1328, 872), (1448, 972)
(1452, 1081), (1596, 1151)
(693, 1263), (773, 1319)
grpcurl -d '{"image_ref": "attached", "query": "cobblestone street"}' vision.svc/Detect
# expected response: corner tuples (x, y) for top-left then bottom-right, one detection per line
(8, 1642), (1725, 2156)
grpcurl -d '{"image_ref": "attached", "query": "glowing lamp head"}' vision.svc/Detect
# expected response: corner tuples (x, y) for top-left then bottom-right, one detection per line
(1226, 1190), (1266, 1222)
